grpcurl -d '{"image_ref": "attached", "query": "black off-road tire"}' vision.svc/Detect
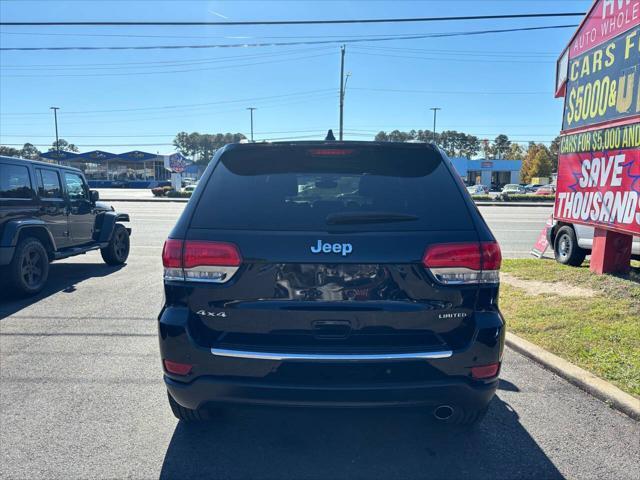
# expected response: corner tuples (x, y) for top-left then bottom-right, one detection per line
(167, 391), (208, 422)
(9, 237), (50, 296)
(100, 223), (130, 266)
(554, 226), (587, 267)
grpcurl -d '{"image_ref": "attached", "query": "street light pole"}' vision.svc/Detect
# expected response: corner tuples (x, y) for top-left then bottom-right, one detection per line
(430, 107), (441, 145)
(339, 45), (345, 141)
(246, 107), (256, 142)
(50, 106), (60, 157)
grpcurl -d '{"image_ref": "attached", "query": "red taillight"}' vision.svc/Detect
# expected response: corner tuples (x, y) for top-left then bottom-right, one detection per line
(163, 359), (192, 376)
(471, 362), (501, 379)
(422, 242), (501, 271)
(162, 239), (183, 268)
(183, 241), (242, 268)
(162, 239), (242, 283)
(422, 241), (501, 285)
(481, 241), (502, 270)
(422, 243), (482, 270)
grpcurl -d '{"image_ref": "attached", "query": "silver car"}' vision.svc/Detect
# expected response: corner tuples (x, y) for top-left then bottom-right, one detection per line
(548, 222), (640, 266)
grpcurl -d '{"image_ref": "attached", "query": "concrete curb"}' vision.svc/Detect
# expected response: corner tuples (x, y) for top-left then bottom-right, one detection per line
(506, 332), (640, 421)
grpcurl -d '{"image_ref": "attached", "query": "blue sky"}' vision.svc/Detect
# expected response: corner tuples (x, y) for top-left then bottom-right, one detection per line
(0, 0), (592, 155)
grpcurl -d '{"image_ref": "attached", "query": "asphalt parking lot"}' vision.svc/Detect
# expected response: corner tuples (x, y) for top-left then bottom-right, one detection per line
(1, 202), (638, 480)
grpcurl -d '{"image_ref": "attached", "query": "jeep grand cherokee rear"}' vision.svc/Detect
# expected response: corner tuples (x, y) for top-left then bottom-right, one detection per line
(158, 141), (505, 425)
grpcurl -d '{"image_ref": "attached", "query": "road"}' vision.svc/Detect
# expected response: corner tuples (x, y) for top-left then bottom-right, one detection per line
(1, 202), (637, 480)
(95, 190), (554, 258)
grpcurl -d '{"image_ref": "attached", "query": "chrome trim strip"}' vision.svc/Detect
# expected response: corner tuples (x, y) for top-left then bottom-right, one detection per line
(210, 347), (453, 361)
(164, 265), (239, 283)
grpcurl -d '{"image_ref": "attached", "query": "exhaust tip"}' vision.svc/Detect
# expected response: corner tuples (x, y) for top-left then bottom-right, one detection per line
(433, 405), (455, 421)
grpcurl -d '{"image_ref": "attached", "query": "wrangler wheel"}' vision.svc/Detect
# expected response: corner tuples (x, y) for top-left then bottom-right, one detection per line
(9, 237), (49, 296)
(100, 224), (130, 266)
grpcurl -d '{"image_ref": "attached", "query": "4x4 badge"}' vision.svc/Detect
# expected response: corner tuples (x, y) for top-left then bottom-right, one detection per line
(310, 240), (353, 256)
(196, 310), (227, 318)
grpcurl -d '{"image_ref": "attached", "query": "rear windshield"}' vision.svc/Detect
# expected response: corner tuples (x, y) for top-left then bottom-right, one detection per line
(191, 145), (474, 231)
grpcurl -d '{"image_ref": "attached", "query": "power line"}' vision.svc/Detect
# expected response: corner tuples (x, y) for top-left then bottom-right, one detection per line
(0, 46), (334, 69)
(351, 45), (556, 57)
(0, 31), (568, 48)
(0, 12), (585, 27)
(0, 24), (578, 51)
(351, 50), (554, 64)
(3, 93), (340, 127)
(0, 52), (334, 77)
(1, 84), (553, 122)
(350, 87), (552, 95)
(0, 47), (556, 69)
(0, 133), (334, 147)
(0, 129), (337, 138)
(0, 89), (336, 116)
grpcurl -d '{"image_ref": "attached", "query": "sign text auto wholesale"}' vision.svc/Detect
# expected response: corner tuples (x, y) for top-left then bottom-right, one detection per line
(555, 0), (640, 236)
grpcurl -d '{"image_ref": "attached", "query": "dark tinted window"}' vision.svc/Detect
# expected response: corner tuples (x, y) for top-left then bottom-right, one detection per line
(64, 172), (88, 200)
(192, 145), (473, 231)
(37, 169), (63, 199)
(0, 164), (33, 199)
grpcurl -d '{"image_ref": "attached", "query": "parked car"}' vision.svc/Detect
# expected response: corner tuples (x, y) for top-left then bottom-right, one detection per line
(501, 184), (526, 194)
(524, 184), (543, 193)
(159, 141), (504, 426)
(547, 222), (640, 266)
(466, 184), (490, 195)
(183, 184), (197, 194)
(534, 185), (556, 195)
(0, 156), (131, 295)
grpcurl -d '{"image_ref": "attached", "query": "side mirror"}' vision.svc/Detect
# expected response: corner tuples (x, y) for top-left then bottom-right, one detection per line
(90, 190), (100, 202)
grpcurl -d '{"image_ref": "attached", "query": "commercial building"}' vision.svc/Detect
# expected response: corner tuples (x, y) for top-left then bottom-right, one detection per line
(39, 150), (193, 187)
(449, 157), (522, 188)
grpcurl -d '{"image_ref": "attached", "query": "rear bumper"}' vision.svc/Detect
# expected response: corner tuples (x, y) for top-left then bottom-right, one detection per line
(159, 306), (505, 411)
(165, 375), (498, 410)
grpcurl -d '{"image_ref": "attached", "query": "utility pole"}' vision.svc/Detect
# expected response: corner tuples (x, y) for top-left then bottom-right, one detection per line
(50, 106), (60, 157)
(246, 107), (256, 142)
(339, 45), (345, 141)
(430, 107), (441, 145)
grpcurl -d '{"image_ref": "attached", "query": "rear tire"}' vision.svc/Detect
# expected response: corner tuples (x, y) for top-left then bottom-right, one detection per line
(8, 237), (50, 296)
(167, 391), (208, 422)
(554, 226), (587, 266)
(100, 223), (130, 265)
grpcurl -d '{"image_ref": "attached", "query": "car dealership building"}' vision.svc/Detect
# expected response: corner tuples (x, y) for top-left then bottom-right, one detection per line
(449, 157), (522, 187)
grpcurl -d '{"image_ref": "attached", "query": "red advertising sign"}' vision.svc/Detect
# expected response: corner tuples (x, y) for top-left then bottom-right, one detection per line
(530, 215), (554, 258)
(556, 0), (640, 97)
(555, 1), (640, 271)
(555, 126), (640, 236)
(569, 0), (640, 58)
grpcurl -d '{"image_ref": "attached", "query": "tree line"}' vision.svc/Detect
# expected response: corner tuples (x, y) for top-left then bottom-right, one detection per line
(375, 129), (560, 183)
(0, 139), (78, 160)
(173, 132), (246, 164)
(1, 130), (559, 183)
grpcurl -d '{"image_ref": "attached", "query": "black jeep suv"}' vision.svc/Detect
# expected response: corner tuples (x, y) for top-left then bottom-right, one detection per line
(0, 156), (131, 296)
(159, 141), (504, 425)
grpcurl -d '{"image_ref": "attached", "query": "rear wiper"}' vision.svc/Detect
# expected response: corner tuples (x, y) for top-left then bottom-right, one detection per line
(326, 211), (419, 225)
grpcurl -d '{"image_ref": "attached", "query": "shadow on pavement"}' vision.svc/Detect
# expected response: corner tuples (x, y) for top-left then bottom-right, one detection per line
(498, 379), (520, 392)
(0, 262), (124, 320)
(160, 396), (563, 480)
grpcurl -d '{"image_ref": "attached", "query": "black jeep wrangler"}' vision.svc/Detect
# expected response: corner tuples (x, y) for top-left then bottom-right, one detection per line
(0, 156), (131, 296)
